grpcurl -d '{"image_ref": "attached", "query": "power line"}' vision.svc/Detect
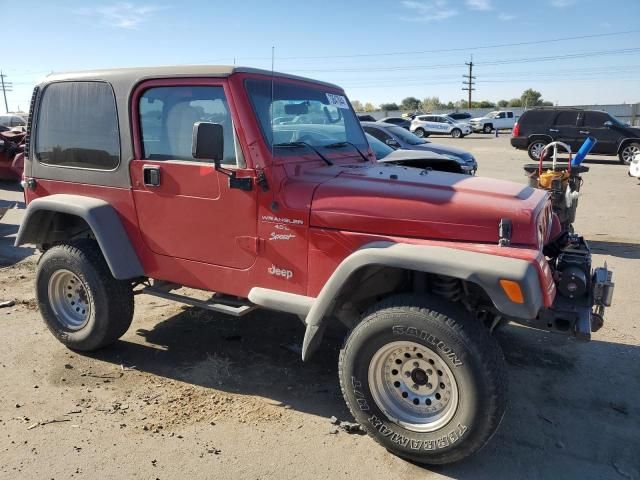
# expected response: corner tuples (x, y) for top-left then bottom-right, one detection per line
(236, 29), (640, 61)
(289, 47), (640, 73)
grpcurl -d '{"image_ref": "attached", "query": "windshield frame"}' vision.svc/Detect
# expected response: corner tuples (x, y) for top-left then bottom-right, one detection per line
(243, 77), (369, 164)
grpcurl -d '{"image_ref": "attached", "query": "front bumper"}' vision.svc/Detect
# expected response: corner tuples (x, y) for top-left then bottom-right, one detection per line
(524, 235), (614, 340)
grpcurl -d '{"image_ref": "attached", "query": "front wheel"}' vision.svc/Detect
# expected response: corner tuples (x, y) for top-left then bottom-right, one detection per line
(482, 124), (493, 134)
(619, 142), (640, 165)
(451, 128), (462, 139)
(339, 295), (507, 465)
(36, 239), (134, 351)
(414, 128), (427, 138)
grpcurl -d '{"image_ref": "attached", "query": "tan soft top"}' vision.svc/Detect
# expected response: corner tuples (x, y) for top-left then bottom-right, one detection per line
(40, 65), (342, 90)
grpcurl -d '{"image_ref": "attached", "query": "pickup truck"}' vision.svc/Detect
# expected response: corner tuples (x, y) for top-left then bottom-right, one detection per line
(470, 111), (516, 134)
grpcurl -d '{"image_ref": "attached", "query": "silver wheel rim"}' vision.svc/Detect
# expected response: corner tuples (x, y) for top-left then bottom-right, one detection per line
(484, 125), (491, 133)
(531, 142), (545, 159)
(452, 129), (461, 138)
(622, 145), (639, 164)
(48, 269), (90, 330)
(415, 129), (424, 138)
(368, 341), (459, 433)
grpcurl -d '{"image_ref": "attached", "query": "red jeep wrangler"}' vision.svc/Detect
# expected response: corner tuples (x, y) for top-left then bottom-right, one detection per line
(16, 66), (614, 465)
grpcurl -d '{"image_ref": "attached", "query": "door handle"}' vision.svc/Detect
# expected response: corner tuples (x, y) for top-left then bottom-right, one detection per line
(143, 165), (161, 187)
(580, 130), (590, 135)
(549, 128), (559, 133)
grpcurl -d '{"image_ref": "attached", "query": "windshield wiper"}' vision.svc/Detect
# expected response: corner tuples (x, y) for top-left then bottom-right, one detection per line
(273, 141), (333, 166)
(324, 141), (369, 163)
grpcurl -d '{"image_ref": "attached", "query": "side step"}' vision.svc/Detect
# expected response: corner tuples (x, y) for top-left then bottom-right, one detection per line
(142, 287), (257, 317)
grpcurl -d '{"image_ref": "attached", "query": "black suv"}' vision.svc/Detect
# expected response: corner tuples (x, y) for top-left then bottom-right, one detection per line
(511, 107), (640, 164)
(447, 112), (472, 122)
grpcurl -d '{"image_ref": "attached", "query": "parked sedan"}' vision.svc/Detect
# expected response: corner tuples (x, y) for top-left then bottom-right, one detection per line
(377, 116), (411, 130)
(361, 121), (477, 173)
(366, 133), (466, 174)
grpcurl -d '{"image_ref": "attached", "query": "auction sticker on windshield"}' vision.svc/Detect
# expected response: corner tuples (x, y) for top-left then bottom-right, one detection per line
(326, 93), (349, 109)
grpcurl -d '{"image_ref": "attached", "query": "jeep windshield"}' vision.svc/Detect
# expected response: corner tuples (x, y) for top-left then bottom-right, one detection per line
(245, 78), (368, 160)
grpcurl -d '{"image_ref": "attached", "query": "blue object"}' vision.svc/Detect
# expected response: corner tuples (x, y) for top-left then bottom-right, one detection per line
(572, 136), (597, 166)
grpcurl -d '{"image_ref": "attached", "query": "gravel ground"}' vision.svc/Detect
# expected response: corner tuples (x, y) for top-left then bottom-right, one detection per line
(0, 135), (638, 480)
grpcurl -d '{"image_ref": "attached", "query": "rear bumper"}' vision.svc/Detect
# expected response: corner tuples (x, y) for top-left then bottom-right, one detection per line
(510, 137), (528, 150)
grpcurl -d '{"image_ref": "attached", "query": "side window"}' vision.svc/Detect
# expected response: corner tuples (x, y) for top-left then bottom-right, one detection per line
(496, 112), (506, 119)
(507, 112), (513, 118)
(554, 111), (579, 126)
(583, 111), (609, 128)
(36, 82), (120, 170)
(364, 127), (391, 142)
(139, 85), (239, 165)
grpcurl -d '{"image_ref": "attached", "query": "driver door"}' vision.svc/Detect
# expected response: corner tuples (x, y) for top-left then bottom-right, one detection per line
(129, 80), (257, 269)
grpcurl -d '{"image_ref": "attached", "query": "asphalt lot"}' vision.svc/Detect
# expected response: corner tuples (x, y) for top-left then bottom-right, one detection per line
(0, 134), (639, 480)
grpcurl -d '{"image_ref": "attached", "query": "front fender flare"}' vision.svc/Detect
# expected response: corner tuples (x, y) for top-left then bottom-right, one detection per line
(301, 242), (543, 360)
(15, 194), (144, 280)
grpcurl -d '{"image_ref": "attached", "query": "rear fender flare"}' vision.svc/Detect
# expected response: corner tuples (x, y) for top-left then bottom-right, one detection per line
(301, 242), (543, 360)
(15, 194), (143, 280)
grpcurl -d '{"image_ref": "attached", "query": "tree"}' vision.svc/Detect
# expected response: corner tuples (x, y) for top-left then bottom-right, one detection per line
(520, 89), (543, 108)
(421, 96), (441, 111)
(497, 100), (509, 108)
(351, 100), (363, 112)
(477, 100), (496, 108)
(508, 98), (523, 107)
(400, 96), (421, 111)
(445, 101), (455, 109)
(379, 102), (400, 111)
(364, 102), (376, 112)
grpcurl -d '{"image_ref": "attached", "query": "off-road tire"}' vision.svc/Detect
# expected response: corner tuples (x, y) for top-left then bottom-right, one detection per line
(36, 239), (134, 351)
(528, 140), (547, 161)
(338, 294), (507, 465)
(451, 128), (462, 139)
(482, 124), (493, 134)
(619, 142), (640, 165)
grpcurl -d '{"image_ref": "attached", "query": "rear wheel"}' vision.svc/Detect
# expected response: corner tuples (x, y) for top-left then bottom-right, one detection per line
(482, 124), (493, 134)
(528, 140), (547, 161)
(36, 239), (134, 351)
(339, 294), (507, 465)
(619, 142), (640, 165)
(451, 128), (462, 139)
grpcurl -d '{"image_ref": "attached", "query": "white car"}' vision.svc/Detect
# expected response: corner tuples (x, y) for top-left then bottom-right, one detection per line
(470, 111), (516, 133)
(409, 114), (472, 139)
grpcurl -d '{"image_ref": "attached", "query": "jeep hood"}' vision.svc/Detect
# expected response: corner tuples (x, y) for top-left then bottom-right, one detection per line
(310, 164), (548, 245)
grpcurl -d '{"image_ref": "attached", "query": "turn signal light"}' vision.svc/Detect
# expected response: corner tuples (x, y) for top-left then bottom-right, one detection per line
(500, 279), (524, 304)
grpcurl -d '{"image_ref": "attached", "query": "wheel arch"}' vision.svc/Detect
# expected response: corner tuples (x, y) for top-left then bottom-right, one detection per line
(15, 194), (144, 280)
(617, 137), (640, 154)
(301, 242), (543, 360)
(527, 134), (553, 145)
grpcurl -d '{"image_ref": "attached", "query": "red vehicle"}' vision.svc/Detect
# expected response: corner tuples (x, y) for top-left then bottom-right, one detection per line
(16, 66), (614, 465)
(0, 129), (26, 180)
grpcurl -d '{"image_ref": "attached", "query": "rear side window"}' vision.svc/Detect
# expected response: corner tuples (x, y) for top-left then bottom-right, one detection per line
(363, 126), (392, 142)
(36, 82), (120, 170)
(519, 110), (550, 126)
(554, 111), (579, 126)
(507, 112), (513, 118)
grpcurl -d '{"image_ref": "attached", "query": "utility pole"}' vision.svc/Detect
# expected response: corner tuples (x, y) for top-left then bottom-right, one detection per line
(0, 70), (11, 113)
(462, 57), (476, 109)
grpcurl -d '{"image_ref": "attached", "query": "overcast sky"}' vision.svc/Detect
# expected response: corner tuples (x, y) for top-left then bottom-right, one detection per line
(2, 0), (640, 113)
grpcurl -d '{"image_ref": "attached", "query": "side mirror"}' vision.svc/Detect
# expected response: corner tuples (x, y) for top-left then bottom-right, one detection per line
(192, 122), (224, 167)
(385, 139), (399, 148)
(603, 120), (613, 128)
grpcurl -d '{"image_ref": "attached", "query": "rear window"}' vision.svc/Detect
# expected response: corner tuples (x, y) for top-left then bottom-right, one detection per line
(36, 82), (120, 170)
(519, 110), (551, 126)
